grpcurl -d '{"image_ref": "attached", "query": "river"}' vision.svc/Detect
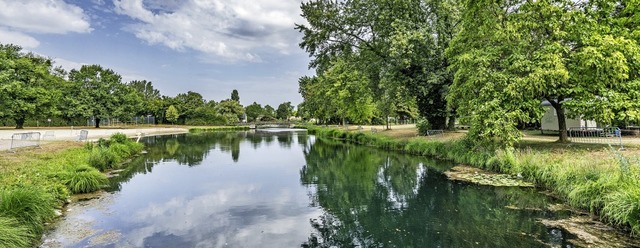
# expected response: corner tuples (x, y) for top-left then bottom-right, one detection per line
(41, 130), (634, 247)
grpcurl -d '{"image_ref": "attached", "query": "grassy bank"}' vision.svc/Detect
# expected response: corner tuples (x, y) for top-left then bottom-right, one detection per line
(0, 133), (143, 247)
(306, 126), (640, 235)
(188, 126), (250, 133)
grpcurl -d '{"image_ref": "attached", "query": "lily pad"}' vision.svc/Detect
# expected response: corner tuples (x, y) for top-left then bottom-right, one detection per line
(444, 165), (535, 187)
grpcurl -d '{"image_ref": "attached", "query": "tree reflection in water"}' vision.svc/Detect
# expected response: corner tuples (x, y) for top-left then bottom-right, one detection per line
(106, 131), (307, 191)
(300, 138), (572, 248)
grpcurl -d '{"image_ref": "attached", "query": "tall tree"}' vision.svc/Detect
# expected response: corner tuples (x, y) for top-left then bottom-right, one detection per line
(296, 0), (461, 129)
(245, 102), (264, 122)
(174, 91), (205, 124)
(231, 89), (240, 102)
(69, 64), (124, 128)
(276, 101), (294, 121)
(0, 44), (59, 128)
(128, 80), (161, 117)
(216, 99), (245, 123)
(263, 105), (276, 120)
(447, 0), (640, 146)
(321, 59), (376, 124)
(165, 105), (179, 124)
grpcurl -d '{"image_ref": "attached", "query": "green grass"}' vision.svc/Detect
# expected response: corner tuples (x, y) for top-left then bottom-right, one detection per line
(306, 125), (640, 235)
(58, 164), (108, 194)
(0, 186), (55, 235)
(87, 133), (144, 171)
(189, 126), (250, 133)
(0, 216), (34, 248)
(0, 132), (145, 246)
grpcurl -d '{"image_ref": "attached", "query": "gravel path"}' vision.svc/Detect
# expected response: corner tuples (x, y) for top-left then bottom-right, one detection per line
(0, 127), (188, 151)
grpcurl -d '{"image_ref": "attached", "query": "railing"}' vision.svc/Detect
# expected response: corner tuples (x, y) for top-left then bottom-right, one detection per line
(10, 132), (41, 151)
(421, 130), (445, 138)
(568, 127), (623, 148)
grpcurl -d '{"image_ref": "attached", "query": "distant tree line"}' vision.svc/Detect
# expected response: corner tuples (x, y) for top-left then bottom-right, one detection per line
(296, 0), (640, 146)
(0, 43), (296, 129)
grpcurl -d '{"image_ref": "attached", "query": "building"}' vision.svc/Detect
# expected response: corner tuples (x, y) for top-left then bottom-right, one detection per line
(541, 101), (597, 131)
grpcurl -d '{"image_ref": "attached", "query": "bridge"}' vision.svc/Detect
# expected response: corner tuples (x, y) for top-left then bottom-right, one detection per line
(241, 121), (296, 129)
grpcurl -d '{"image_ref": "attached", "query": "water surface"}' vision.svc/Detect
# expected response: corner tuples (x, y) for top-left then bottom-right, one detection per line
(44, 131), (579, 247)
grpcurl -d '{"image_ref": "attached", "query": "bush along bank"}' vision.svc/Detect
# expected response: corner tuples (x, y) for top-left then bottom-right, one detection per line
(188, 126), (250, 133)
(306, 126), (640, 235)
(0, 133), (144, 247)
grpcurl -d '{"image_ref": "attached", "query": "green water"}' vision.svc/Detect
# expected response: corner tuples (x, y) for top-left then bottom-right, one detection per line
(53, 130), (576, 247)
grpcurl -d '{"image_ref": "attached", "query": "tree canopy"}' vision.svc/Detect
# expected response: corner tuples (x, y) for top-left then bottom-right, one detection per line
(447, 0), (640, 146)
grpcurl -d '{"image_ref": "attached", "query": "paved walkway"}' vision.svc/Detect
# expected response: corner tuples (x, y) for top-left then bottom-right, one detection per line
(0, 127), (189, 151)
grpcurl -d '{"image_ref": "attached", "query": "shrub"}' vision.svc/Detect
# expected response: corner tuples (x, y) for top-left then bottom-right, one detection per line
(125, 141), (144, 154)
(84, 142), (94, 151)
(0, 216), (33, 248)
(59, 164), (108, 194)
(416, 118), (431, 136)
(88, 148), (118, 171)
(109, 143), (132, 158)
(110, 133), (128, 144)
(0, 187), (55, 235)
(96, 138), (111, 148)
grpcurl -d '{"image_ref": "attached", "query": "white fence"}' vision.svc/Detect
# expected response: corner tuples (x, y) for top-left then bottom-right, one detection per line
(568, 127), (623, 148)
(10, 132), (41, 151)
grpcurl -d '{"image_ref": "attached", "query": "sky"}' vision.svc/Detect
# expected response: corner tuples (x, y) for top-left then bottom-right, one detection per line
(0, 0), (312, 107)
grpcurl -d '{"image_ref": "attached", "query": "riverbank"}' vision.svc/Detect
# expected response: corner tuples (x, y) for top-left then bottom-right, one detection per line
(0, 126), (188, 151)
(306, 125), (640, 236)
(0, 133), (152, 247)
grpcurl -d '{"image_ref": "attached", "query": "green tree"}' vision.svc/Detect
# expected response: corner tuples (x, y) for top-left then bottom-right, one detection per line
(128, 80), (160, 116)
(263, 105), (276, 120)
(296, 0), (461, 128)
(216, 99), (245, 124)
(0, 44), (59, 129)
(165, 105), (179, 124)
(174, 91), (205, 124)
(276, 101), (294, 120)
(68, 65), (124, 128)
(322, 59), (376, 124)
(245, 102), (263, 122)
(231, 89), (240, 102)
(447, 0), (640, 146)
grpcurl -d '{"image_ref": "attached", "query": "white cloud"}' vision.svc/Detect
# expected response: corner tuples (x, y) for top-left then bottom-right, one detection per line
(113, 0), (304, 62)
(0, 0), (92, 34)
(52, 57), (85, 71)
(0, 28), (40, 48)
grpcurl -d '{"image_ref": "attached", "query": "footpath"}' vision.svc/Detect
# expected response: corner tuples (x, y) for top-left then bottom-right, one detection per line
(0, 127), (189, 151)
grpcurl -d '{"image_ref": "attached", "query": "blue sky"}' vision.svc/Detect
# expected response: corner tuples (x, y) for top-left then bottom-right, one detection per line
(0, 0), (311, 107)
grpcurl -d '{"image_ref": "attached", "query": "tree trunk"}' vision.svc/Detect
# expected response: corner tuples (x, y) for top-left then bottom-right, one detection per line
(447, 109), (456, 130)
(556, 107), (569, 143)
(385, 114), (390, 130)
(95, 118), (101, 128)
(547, 97), (569, 143)
(15, 118), (25, 129)
(428, 116), (447, 130)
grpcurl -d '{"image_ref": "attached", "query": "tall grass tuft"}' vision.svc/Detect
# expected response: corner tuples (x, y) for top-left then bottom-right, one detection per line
(59, 164), (108, 194)
(0, 187), (55, 235)
(0, 216), (34, 248)
(88, 148), (118, 171)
